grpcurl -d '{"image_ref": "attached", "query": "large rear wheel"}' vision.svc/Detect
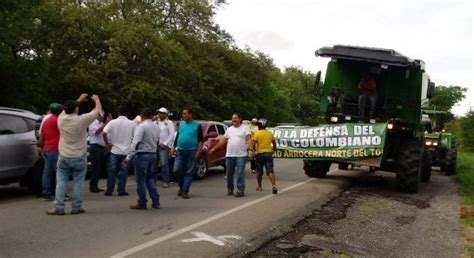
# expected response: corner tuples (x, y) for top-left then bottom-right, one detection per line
(303, 160), (331, 178)
(421, 149), (432, 182)
(445, 148), (457, 176)
(396, 140), (422, 193)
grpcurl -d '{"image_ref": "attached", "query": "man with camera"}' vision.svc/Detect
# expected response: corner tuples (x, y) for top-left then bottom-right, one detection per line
(47, 93), (102, 216)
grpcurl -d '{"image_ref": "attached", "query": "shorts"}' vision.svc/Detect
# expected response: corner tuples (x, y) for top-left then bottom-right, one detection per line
(256, 153), (274, 176)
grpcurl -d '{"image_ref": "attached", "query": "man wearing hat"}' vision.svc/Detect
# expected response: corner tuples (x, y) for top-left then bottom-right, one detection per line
(39, 103), (64, 201)
(155, 107), (175, 188)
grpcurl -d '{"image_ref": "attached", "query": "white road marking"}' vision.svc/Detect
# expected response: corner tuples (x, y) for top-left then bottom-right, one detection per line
(110, 177), (316, 258)
(180, 231), (242, 246)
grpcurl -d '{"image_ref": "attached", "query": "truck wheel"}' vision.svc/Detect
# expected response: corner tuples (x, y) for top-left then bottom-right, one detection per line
(421, 150), (432, 182)
(445, 148), (457, 176)
(194, 156), (208, 180)
(303, 160), (331, 178)
(338, 163), (349, 170)
(396, 140), (421, 193)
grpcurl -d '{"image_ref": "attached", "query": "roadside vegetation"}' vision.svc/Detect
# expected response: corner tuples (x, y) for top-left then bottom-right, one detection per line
(449, 112), (474, 221)
(456, 152), (474, 224)
(0, 0), (320, 125)
(447, 112), (474, 256)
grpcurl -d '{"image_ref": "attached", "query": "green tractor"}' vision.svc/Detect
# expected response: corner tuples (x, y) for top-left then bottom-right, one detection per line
(423, 110), (457, 175)
(303, 45), (435, 193)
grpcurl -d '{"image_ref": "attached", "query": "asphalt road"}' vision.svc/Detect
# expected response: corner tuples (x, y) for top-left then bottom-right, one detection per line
(0, 160), (362, 258)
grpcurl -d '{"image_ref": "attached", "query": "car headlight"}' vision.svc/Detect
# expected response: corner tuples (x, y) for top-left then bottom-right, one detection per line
(433, 141), (438, 146)
(425, 141), (432, 146)
(387, 123), (394, 130)
(330, 116), (338, 123)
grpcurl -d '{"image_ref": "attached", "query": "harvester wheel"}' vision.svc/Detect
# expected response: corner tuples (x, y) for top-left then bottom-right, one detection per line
(396, 140), (422, 193)
(421, 149), (432, 182)
(445, 148), (457, 176)
(303, 160), (331, 178)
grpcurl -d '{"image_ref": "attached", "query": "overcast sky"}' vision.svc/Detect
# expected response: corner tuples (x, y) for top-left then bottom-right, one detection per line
(214, 0), (473, 116)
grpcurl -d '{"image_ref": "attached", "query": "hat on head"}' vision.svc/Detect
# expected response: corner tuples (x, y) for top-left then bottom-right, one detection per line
(49, 102), (64, 115)
(157, 107), (168, 114)
(49, 103), (64, 111)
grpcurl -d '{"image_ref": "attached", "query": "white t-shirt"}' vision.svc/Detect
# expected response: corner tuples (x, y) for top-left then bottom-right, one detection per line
(156, 119), (175, 147)
(103, 116), (136, 155)
(224, 125), (251, 157)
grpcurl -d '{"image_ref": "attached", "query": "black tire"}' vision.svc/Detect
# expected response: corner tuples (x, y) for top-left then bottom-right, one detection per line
(26, 160), (43, 196)
(396, 140), (422, 193)
(421, 149), (432, 182)
(195, 156), (208, 180)
(303, 160), (331, 178)
(338, 163), (349, 170)
(445, 148), (457, 176)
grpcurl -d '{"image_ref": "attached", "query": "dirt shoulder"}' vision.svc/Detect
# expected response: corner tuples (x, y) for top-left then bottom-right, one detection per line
(249, 170), (463, 257)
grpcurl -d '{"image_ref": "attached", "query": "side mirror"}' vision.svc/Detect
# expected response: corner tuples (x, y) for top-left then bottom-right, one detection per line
(427, 81), (435, 99)
(207, 132), (218, 139)
(314, 71), (321, 88)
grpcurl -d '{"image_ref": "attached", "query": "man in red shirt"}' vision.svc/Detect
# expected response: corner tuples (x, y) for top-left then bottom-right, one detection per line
(40, 103), (63, 201)
(358, 74), (378, 119)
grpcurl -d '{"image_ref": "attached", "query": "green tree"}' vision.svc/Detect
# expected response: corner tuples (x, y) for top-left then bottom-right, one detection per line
(429, 85), (467, 112)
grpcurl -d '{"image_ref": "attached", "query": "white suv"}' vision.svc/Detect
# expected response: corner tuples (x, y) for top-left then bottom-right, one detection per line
(0, 107), (42, 194)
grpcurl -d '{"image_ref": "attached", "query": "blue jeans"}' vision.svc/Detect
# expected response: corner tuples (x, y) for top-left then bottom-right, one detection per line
(173, 149), (197, 193)
(54, 155), (87, 210)
(158, 146), (170, 183)
(134, 153), (160, 206)
(106, 153), (130, 193)
(226, 156), (247, 193)
(42, 151), (59, 196)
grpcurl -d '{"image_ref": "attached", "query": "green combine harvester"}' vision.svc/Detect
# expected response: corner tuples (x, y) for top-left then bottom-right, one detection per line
(304, 45), (435, 193)
(423, 109), (457, 175)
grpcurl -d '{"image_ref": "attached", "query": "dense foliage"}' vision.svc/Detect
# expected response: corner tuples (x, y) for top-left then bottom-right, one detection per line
(0, 0), (320, 124)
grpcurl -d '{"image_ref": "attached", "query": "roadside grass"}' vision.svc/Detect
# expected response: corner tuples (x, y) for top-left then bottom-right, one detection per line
(455, 152), (474, 225)
(454, 152), (474, 256)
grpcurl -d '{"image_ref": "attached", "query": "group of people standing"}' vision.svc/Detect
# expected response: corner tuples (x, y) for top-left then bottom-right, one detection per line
(39, 93), (278, 215)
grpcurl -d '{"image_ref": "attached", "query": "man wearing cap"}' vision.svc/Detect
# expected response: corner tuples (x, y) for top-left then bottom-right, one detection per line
(39, 103), (64, 201)
(47, 93), (102, 215)
(155, 107), (175, 188)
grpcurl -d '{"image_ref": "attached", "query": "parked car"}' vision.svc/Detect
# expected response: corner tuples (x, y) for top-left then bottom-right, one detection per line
(174, 120), (228, 179)
(0, 107), (42, 193)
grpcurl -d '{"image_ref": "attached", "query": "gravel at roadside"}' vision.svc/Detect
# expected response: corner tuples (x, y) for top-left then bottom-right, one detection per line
(249, 170), (463, 257)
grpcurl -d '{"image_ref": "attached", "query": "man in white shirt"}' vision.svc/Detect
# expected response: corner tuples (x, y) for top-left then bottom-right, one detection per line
(103, 106), (136, 196)
(155, 107), (175, 188)
(88, 113), (111, 193)
(209, 113), (251, 197)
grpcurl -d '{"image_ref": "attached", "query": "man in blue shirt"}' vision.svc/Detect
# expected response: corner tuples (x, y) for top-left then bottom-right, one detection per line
(172, 108), (203, 199)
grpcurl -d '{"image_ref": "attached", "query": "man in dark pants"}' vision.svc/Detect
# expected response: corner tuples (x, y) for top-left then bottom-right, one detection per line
(124, 108), (161, 210)
(171, 108), (203, 199)
(88, 114), (111, 193)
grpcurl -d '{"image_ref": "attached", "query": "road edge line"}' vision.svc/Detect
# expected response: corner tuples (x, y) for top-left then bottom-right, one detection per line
(110, 178), (316, 258)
